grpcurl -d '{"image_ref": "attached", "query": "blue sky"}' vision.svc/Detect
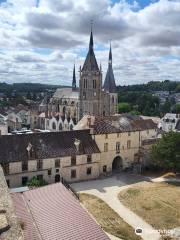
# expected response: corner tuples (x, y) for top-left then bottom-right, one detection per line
(0, 0), (180, 86)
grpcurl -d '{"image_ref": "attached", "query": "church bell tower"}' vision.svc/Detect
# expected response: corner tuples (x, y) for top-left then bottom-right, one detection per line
(79, 26), (102, 120)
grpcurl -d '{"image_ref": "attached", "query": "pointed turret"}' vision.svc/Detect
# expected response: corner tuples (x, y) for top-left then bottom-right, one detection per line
(103, 44), (117, 93)
(82, 25), (99, 71)
(72, 64), (76, 90)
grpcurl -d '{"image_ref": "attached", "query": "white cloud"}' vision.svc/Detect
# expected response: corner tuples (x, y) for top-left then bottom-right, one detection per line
(0, 0), (180, 85)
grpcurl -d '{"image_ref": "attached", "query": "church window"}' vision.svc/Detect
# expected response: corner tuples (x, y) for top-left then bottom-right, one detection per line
(63, 106), (66, 115)
(52, 122), (56, 130)
(112, 96), (114, 103)
(70, 124), (73, 130)
(83, 92), (86, 99)
(93, 80), (96, 89)
(59, 123), (62, 131)
(84, 79), (87, 88)
(105, 134), (108, 139)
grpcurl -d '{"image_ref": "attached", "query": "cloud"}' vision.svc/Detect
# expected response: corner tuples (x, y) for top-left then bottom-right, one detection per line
(0, 0), (180, 85)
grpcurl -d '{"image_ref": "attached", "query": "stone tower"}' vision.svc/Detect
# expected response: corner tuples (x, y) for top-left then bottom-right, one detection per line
(79, 27), (102, 120)
(103, 44), (118, 115)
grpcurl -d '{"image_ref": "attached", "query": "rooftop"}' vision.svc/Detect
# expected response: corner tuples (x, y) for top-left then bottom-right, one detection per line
(11, 183), (110, 240)
(0, 130), (100, 163)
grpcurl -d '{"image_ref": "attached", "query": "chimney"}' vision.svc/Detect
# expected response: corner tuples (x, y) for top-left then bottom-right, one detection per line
(74, 138), (81, 151)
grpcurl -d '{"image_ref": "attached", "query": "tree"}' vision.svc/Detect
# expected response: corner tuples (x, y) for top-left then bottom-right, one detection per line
(118, 102), (131, 113)
(27, 176), (47, 187)
(151, 132), (180, 172)
(175, 104), (180, 114)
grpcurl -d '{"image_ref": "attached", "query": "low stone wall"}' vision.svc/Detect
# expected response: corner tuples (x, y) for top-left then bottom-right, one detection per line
(0, 165), (24, 240)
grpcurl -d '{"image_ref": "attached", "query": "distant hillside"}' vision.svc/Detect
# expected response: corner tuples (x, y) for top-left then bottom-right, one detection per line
(0, 82), (69, 94)
(117, 80), (180, 92)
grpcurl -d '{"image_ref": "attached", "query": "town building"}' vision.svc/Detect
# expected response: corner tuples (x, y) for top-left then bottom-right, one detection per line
(0, 114), (8, 135)
(39, 27), (118, 131)
(0, 114), (158, 188)
(159, 113), (180, 132)
(11, 182), (110, 240)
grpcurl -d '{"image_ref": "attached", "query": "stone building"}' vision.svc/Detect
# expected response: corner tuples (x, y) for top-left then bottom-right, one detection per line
(0, 114), (8, 135)
(0, 114), (158, 188)
(40, 28), (118, 131)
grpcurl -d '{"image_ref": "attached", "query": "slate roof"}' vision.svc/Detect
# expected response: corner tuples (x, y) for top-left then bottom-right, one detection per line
(92, 115), (157, 134)
(103, 45), (117, 93)
(82, 29), (99, 72)
(53, 88), (79, 99)
(0, 130), (100, 163)
(11, 183), (110, 240)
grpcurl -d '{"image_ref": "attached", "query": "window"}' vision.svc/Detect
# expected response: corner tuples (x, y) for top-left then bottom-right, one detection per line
(59, 123), (62, 131)
(6, 179), (10, 187)
(87, 167), (92, 175)
(84, 79), (87, 88)
(37, 175), (43, 181)
(48, 169), (51, 176)
(127, 140), (131, 149)
(116, 142), (120, 153)
(103, 165), (107, 173)
(55, 159), (60, 168)
(37, 159), (43, 170)
(52, 122), (56, 130)
(93, 79), (96, 89)
(2, 163), (9, 175)
(128, 132), (131, 136)
(56, 169), (59, 173)
(117, 133), (120, 138)
(83, 91), (86, 99)
(104, 143), (108, 152)
(22, 176), (28, 186)
(105, 134), (108, 139)
(71, 169), (76, 179)
(22, 161), (28, 171)
(87, 155), (92, 163)
(71, 155), (76, 166)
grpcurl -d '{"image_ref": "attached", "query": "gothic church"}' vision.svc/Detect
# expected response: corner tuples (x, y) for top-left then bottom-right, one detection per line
(42, 28), (117, 131)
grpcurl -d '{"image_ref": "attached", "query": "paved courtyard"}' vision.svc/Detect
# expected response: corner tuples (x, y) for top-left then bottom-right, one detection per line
(71, 173), (161, 240)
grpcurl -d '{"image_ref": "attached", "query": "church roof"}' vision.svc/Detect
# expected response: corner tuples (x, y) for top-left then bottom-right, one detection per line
(103, 45), (117, 93)
(82, 29), (99, 72)
(53, 88), (79, 100)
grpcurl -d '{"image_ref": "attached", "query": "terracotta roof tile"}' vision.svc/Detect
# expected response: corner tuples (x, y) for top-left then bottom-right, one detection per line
(11, 183), (110, 240)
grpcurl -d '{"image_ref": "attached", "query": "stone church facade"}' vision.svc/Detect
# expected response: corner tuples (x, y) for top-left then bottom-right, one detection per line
(41, 28), (118, 131)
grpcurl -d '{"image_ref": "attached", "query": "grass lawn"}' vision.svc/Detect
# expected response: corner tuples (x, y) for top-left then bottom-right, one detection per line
(118, 182), (180, 230)
(80, 193), (141, 240)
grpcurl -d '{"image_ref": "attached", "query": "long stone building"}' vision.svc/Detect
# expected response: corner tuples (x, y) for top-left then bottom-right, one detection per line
(39, 28), (118, 131)
(0, 114), (158, 188)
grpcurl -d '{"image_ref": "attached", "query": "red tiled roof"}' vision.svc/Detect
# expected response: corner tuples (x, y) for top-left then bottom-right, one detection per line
(11, 183), (110, 240)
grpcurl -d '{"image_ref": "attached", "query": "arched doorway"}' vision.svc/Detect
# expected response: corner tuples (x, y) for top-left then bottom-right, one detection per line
(55, 174), (60, 183)
(112, 156), (123, 172)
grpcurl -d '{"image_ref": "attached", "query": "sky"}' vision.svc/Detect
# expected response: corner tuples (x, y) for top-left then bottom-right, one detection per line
(0, 0), (180, 86)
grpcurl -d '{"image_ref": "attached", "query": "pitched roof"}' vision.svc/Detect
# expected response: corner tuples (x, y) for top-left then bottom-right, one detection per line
(82, 29), (99, 71)
(103, 44), (117, 93)
(92, 115), (157, 134)
(11, 183), (110, 240)
(0, 130), (100, 163)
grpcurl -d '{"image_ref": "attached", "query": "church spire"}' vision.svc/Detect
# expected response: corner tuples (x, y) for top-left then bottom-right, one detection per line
(72, 64), (76, 90)
(103, 44), (117, 93)
(109, 42), (112, 64)
(82, 22), (99, 72)
(89, 22), (94, 52)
